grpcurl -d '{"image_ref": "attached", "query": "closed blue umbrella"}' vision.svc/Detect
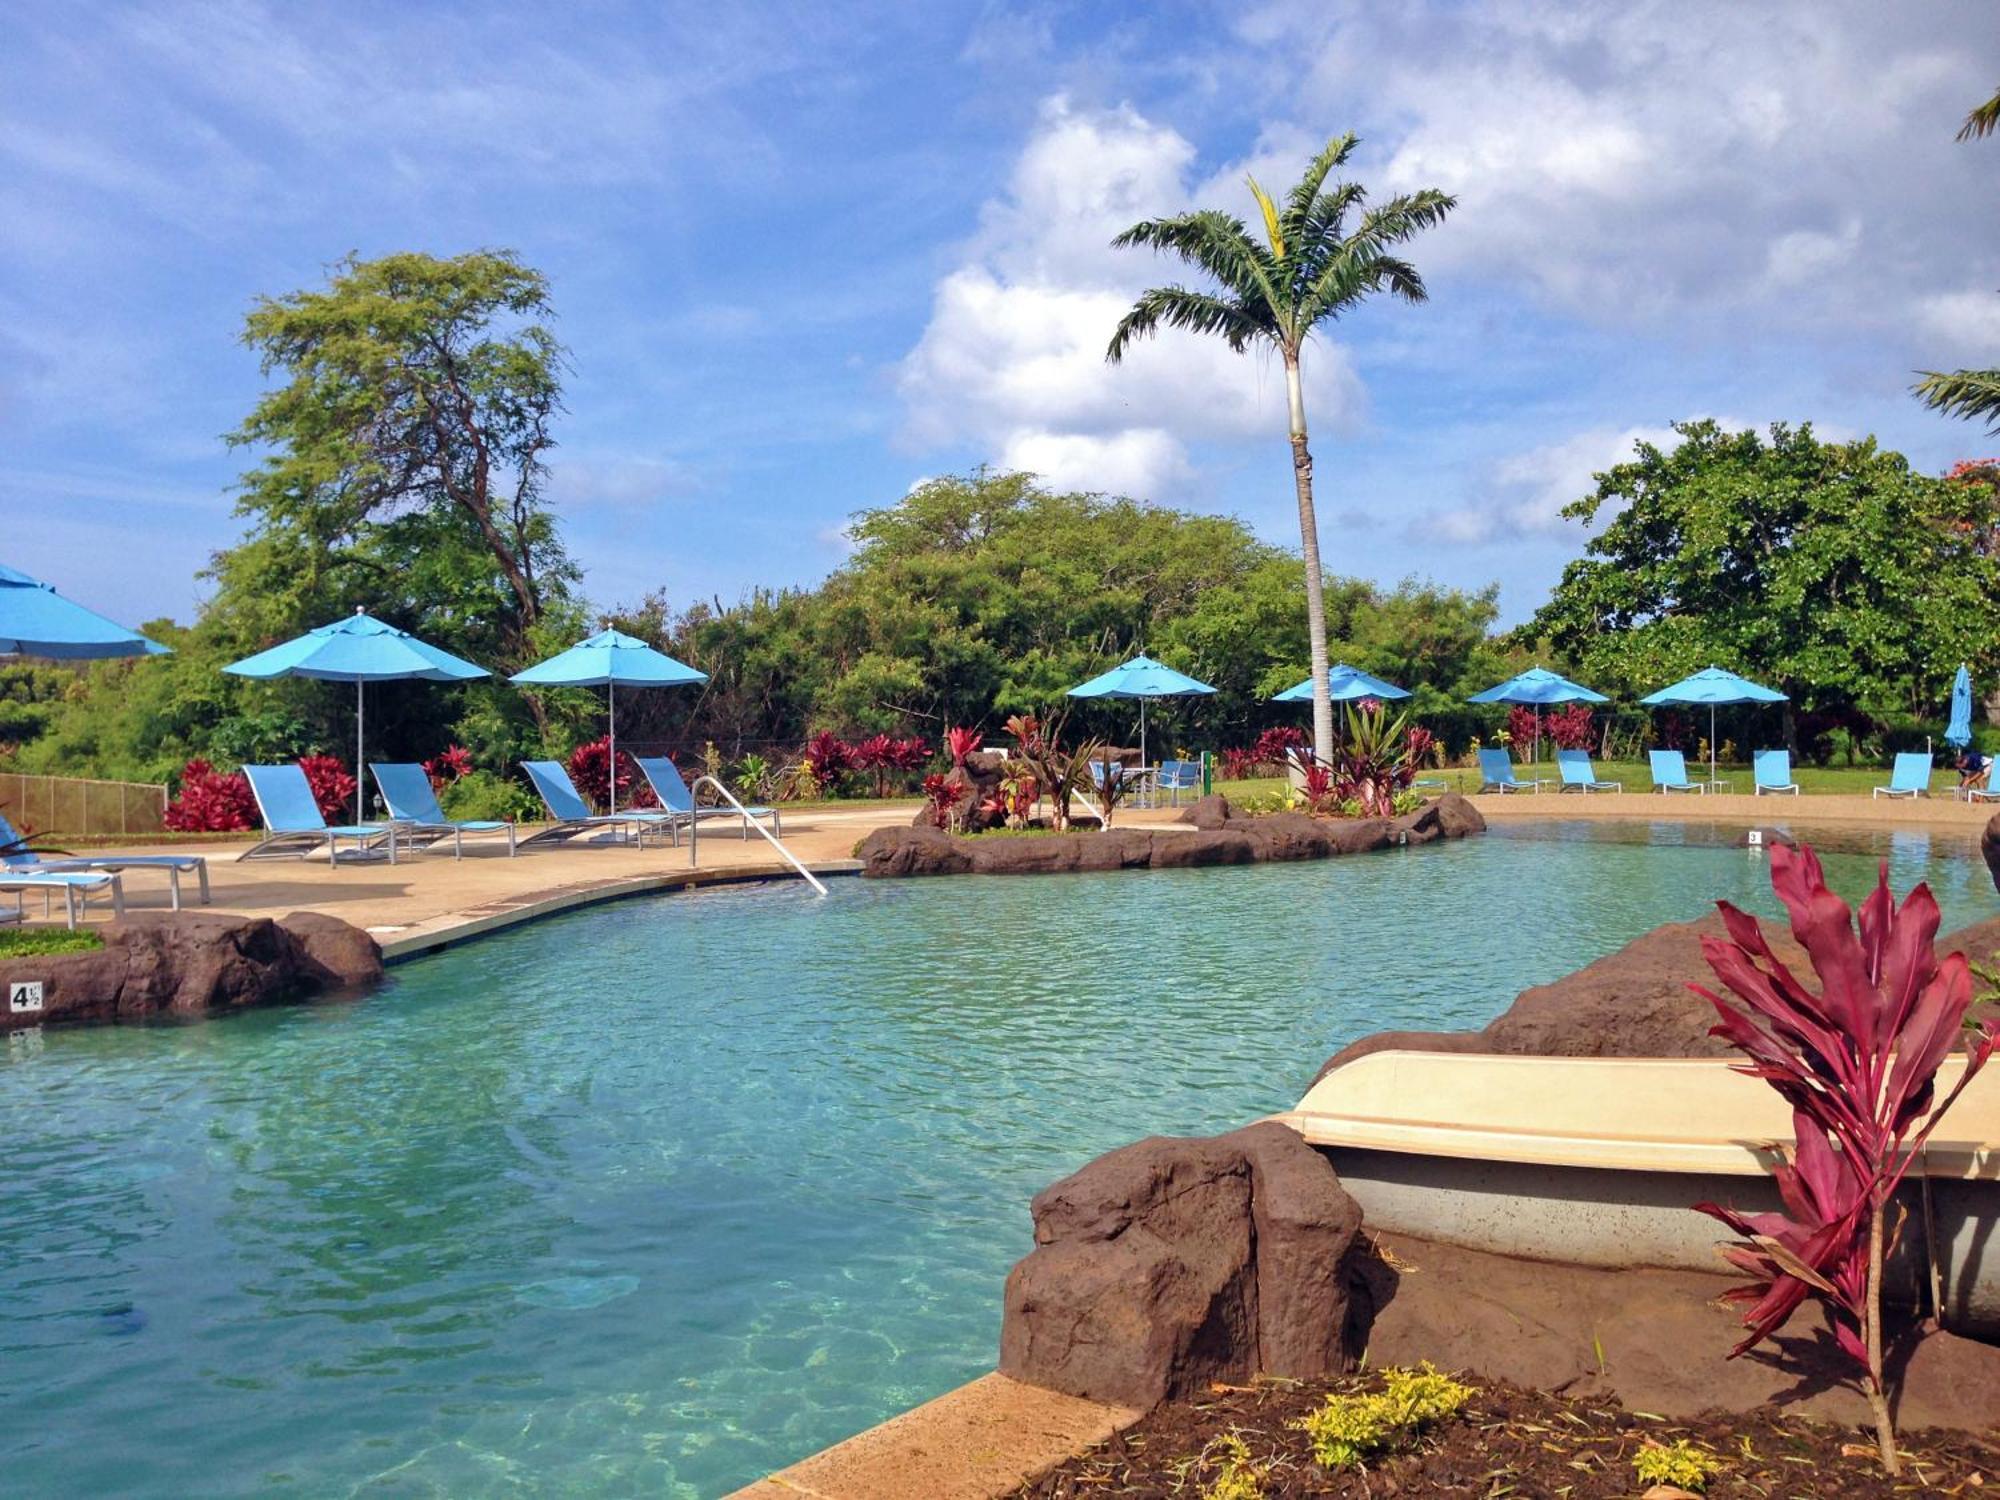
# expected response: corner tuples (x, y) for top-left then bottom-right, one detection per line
(0, 562), (168, 659)
(1067, 654), (1216, 770)
(510, 629), (708, 813)
(1271, 663), (1410, 703)
(226, 610), (489, 822)
(1947, 665), (1975, 750)
(1640, 665), (1786, 790)
(1468, 666), (1608, 763)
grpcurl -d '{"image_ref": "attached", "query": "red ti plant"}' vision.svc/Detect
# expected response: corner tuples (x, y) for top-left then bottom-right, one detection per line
(163, 758), (257, 832)
(804, 731), (855, 782)
(1545, 702), (1596, 750)
(1299, 761), (1337, 816)
(852, 734), (931, 798)
(1691, 844), (2000, 1473)
(567, 736), (633, 814)
(424, 744), (474, 791)
(297, 754), (358, 823)
(921, 772), (965, 831)
(945, 726), (983, 768)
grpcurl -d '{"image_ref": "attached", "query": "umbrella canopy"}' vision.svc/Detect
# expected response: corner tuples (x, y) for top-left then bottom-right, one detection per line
(1067, 654), (1216, 770)
(510, 629), (708, 813)
(1467, 666), (1608, 706)
(0, 562), (169, 659)
(1640, 665), (1786, 789)
(225, 611), (489, 822)
(1272, 662), (1410, 704)
(1947, 665), (1975, 750)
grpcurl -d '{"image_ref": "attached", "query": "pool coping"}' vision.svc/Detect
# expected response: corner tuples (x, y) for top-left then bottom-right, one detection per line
(724, 1371), (1141, 1500)
(373, 859), (864, 964)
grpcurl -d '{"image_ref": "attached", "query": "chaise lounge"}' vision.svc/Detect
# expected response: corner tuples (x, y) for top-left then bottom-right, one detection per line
(1873, 752), (1933, 800)
(2, 868), (124, 929)
(519, 761), (682, 848)
(1647, 750), (1703, 794)
(1476, 748), (1541, 793)
(1555, 749), (1621, 793)
(1, 809), (209, 909)
(240, 764), (400, 865)
(633, 756), (778, 839)
(370, 763), (517, 857)
(1752, 749), (1800, 796)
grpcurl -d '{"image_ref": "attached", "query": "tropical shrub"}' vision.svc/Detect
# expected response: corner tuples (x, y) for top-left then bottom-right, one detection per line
(440, 769), (540, 824)
(1691, 844), (2000, 1473)
(1632, 1438), (1722, 1491)
(1300, 762), (1337, 816)
(734, 753), (773, 802)
(945, 726), (983, 767)
(1195, 1433), (1267, 1500)
(1218, 746), (1260, 781)
(852, 733), (931, 797)
(999, 761), (1038, 826)
(1504, 704), (1540, 751)
(163, 758), (257, 832)
(921, 772), (964, 830)
(1545, 702), (1596, 750)
(1328, 702), (1418, 817)
(297, 754), (357, 822)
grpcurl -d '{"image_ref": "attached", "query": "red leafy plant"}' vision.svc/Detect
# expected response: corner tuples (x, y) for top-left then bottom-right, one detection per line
(164, 758), (258, 832)
(1250, 725), (1307, 771)
(1218, 746), (1259, 782)
(1299, 762), (1338, 816)
(1327, 702), (1420, 817)
(804, 731), (855, 783)
(1691, 843), (2000, 1473)
(921, 772), (965, 831)
(424, 744), (474, 791)
(1545, 702), (1596, 750)
(945, 726), (983, 767)
(296, 755), (357, 823)
(851, 734), (930, 797)
(566, 736), (635, 813)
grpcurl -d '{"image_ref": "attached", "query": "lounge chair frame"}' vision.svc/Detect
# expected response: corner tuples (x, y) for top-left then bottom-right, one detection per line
(1476, 748), (1543, 794)
(1873, 752), (1934, 800)
(238, 765), (399, 866)
(1647, 751), (1703, 795)
(1555, 750), (1621, 793)
(633, 757), (779, 840)
(0, 811), (209, 910)
(2, 871), (125, 929)
(369, 764), (518, 858)
(519, 762), (683, 849)
(1752, 750), (1801, 796)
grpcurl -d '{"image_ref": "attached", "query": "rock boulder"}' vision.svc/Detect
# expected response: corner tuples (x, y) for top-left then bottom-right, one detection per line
(1000, 1122), (1362, 1407)
(0, 910), (382, 1031)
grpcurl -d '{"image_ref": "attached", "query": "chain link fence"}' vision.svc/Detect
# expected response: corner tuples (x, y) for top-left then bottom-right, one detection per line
(0, 773), (168, 837)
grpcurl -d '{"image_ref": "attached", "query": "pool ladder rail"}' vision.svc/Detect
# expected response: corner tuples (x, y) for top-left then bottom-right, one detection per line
(686, 775), (829, 896)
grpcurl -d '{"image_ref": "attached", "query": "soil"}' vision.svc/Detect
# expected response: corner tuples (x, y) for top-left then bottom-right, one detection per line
(1016, 1371), (1997, 1498)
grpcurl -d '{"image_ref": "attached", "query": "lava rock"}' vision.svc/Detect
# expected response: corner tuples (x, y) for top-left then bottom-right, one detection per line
(1000, 1122), (1362, 1407)
(1393, 793), (1487, 844)
(0, 911), (383, 1031)
(1178, 793), (1233, 830)
(1984, 810), (2000, 896)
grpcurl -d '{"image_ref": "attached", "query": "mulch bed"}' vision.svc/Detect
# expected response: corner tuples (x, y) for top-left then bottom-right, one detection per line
(1017, 1372), (1997, 1498)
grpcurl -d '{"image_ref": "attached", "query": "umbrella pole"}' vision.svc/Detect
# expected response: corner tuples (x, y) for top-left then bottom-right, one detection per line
(1710, 703), (1717, 792)
(356, 680), (365, 824)
(608, 681), (617, 816)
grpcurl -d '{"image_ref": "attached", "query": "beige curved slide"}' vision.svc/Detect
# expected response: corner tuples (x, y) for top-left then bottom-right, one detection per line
(1279, 1050), (2000, 1339)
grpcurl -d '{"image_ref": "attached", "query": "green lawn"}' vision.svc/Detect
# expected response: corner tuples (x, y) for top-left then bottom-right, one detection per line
(0, 926), (105, 957)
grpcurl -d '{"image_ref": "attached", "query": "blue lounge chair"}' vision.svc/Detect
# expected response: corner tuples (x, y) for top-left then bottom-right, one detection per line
(1752, 749), (1800, 796)
(632, 756), (777, 840)
(0, 809), (209, 909)
(240, 765), (399, 865)
(1556, 749), (1621, 793)
(2, 869), (124, 928)
(370, 763), (517, 857)
(1155, 759), (1201, 806)
(1648, 750), (1703, 794)
(1873, 752), (1933, 800)
(519, 761), (680, 848)
(1476, 747), (1539, 793)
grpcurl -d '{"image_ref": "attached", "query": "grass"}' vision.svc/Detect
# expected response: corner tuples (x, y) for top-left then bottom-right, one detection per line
(0, 926), (104, 957)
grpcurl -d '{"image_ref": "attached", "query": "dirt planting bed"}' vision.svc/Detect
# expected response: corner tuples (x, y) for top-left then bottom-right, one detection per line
(1016, 1370), (1996, 1498)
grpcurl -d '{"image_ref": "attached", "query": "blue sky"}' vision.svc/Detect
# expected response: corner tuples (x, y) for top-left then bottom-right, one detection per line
(5, 0), (1998, 631)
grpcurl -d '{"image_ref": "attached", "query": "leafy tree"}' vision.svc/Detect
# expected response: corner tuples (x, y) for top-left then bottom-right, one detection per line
(1916, 89), (2000, 429)
(1106, 133), (1454, 764)
(1528, 421), (2000, 748)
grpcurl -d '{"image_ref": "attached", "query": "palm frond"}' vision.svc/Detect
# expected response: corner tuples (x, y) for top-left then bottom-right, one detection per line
(1355, 190), (1459, 245)
(1296, 181), (1366, 246)
(1107, 286), (1272, 361)
(1916, 367), (2000, 431)
(1959, 87), (2000, 142)
(1246, 175), (1286, 259)
(1109, 209), (1287, 337)
(1281, 132), (1360, 231)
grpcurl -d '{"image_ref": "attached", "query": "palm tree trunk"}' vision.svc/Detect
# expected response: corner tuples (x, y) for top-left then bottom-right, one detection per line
(1285, 349), (1335, 764)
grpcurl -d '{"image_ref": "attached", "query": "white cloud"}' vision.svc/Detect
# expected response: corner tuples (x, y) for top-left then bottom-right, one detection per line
(1917, 289), (2000, 359)
(1421, 423), (1681, 544)
(898, 96), (1366, 501)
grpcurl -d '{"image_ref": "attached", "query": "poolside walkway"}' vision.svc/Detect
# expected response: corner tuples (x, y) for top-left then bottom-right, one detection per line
(1468, 789), (1997, 829)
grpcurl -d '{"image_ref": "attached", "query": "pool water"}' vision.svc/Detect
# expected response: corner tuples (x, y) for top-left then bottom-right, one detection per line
(1, 822), (1989, 1496)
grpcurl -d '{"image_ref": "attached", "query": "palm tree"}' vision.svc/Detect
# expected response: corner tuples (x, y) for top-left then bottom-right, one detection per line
(1106, 134), (1453, 763)
(1916, 88), (2000, 431)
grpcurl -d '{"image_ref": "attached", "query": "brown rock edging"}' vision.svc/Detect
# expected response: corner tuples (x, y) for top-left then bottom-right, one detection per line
(999, 1121), (1364, 1408)
(0, 910), (383, 1030)
(857, 792), (1484, 878)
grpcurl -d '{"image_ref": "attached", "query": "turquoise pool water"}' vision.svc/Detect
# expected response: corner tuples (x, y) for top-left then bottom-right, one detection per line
(1, 821), (1989, 1497)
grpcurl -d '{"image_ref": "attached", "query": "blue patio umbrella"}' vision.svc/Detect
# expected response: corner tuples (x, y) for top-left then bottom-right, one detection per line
(1947, 664), (1975, 750)
(225, 610), (489, 822)
(0, 562), (169, 659)
(510, 628), (708, 813)
(1640, 665), (1786, 790)
(1066, 654), (1217, 770)
(1468, 666), (1608, 763)
(1271, 663), (1411, 704)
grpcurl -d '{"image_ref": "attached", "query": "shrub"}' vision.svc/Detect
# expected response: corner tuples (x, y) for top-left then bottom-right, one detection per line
(1293, 1363), (1473, 1470)
(1632, 1438), (1722, 1491)
(1196, 1433), (1267, 1500)
(440, 769), (540, 824)
(1219, 746), (1260, 782)
(296, 754), (357, 822)
(163, 758), (256, 832)
(1545, 702), (1596, 750)
(851, 733), (931, 797)
(0, 927), (105, 958)
(804, 730), (855, 781)
(566, 737), (633, 813)
(1691, 844), (2000, 1474)
(423, 744), (474, 791)
(921, 772), (964, 830)
(945, 726), (983, 767)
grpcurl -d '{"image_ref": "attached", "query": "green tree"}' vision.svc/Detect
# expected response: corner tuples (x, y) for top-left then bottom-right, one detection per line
(1528, 421), (2000, 750)
(1915, 87), (2000, 429)
(1106, 134), (1454, 764)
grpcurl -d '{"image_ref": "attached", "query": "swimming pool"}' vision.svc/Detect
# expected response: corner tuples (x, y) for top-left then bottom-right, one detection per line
(1, 821), (1989, 1497)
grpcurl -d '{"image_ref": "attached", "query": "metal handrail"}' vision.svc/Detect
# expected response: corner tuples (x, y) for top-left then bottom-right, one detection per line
(687, 775), (829, 896)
